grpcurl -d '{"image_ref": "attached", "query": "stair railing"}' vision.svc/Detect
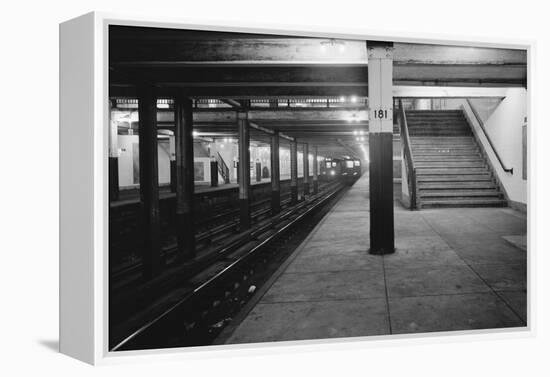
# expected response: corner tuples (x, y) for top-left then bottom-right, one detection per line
(465, 99), (513, 174)
(399, 99), (417, 210)
(216, 152), (231, 184)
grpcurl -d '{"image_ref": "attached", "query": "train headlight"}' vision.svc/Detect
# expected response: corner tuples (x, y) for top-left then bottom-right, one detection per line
(330, 171), (335, 176)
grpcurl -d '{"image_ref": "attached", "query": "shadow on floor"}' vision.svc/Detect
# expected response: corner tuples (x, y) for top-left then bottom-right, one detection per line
(38, 339), (59, 353)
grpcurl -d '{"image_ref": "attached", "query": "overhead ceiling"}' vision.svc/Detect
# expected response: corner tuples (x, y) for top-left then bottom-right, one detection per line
(109, 25), (527, 159)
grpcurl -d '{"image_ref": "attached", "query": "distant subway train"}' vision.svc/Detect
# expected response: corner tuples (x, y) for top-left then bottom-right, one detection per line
(320, 158), (362, 184)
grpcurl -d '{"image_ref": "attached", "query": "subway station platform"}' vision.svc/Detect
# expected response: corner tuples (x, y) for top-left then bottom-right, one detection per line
(221, 174), (527, 344)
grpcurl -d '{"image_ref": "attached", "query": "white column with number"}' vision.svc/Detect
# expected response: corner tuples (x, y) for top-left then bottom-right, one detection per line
(368, 44), (393, 133)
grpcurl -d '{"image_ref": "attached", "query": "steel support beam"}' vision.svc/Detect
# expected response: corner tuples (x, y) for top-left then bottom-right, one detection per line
(312, 145), (319, 194)
(108, 100), (120, 201)
(169, 134), (176, 193)
(271, 131), (281, 214)
(137, 85), (162, 278)
(303, 143), (309, 196)
(290, 140), (298, 204)
(175, 95), (196, 260)
(238, 111), (251, 230)
(367, 41), (395, 255)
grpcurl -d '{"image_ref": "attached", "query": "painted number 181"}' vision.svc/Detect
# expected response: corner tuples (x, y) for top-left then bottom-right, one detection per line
(373, 109), (388, 119)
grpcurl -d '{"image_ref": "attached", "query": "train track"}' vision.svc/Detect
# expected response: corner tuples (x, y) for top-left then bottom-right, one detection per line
(110, 179), (347, 351)
(110, 181), (334, 286)
(110, 194), (292, 283)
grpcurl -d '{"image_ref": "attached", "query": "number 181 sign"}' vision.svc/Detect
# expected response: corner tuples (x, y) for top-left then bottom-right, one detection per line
(369, 108), (393, 133)
(371, 108), (393, 121)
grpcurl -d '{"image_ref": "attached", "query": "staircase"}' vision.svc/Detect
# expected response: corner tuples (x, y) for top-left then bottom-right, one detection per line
(406, 110), (507, 209)
(215, 152), (231, 184)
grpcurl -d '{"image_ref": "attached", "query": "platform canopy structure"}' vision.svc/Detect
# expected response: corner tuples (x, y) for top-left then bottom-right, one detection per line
(108, 25), (527, 270)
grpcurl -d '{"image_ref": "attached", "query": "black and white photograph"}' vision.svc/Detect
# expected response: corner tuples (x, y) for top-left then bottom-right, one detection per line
(4, 0), (550, 375)
(107, 25), (528, 352)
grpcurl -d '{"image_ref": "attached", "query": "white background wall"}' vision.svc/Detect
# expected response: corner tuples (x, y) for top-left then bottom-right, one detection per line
(459, 90), (527, 205)
(480, 88), (527, 204)
(1, 1), (548, 376)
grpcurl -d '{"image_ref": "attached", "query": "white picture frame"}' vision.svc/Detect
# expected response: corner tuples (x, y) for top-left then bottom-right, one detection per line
(59, 11), (534, 365)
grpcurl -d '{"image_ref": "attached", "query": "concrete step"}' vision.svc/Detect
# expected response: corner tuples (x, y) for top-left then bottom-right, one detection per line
(409, 139), (476, 146)
(407, 118), (466, 123)
(407, 117), (468, 122)
(410, 132), (472, 136)
(412, 145), (477, 150)
(406, 110), (463, 116)
(408, 118), (467, 122)
(409, 130), (472, 137)
(410, 130), (471, 134)
(409, 128), (468, 132)
(408, 122), (468, 126)
(415, 156), (483, 162)
(414, 153), (480, 157)
(411, 136), (475, 142)
(419, 189), (502, 198)
(409, 128), (470, 133)
(409, 126), (469, 129)
(420, 198), (507, 209)
(417, 175), (493, 182)
(412, 145), (479, 153)
(409, 125), (470, 128)
(412, 143), (478, 148)
(416, 168), (490, 175)
(418, 181), (497, 190)
(414, 155), (481, 161)
(415, 162), (486, 168)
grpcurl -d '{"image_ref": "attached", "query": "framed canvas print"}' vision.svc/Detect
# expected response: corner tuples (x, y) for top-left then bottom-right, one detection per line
(59, 11), (532, 365)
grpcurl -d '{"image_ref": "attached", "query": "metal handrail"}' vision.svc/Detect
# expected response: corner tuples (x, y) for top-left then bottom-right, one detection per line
(399, 99), (417, 210)
(466, 99), (513, 174)
(216, 152), (231, 183)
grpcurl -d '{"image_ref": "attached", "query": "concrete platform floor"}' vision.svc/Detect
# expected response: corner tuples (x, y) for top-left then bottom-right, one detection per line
(223, 174), (527, 344)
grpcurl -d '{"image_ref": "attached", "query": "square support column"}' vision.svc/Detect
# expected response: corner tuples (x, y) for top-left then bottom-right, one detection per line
(169, 134), (176, 193)
(303, 143), (309, 196)
(290, 140), (298, 204)
(175, 95), (195, 260)
(238, 111), (251, 230)
(271, 131), (281, 214)
(137, 85), (161, 279)
(367, 41), (395, 255)
(312, 145), (319, 194)
(108, 99), (119, 202)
